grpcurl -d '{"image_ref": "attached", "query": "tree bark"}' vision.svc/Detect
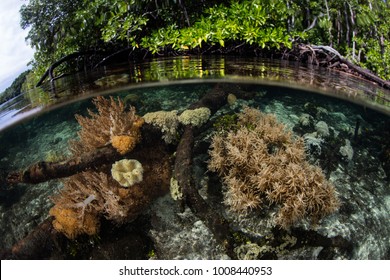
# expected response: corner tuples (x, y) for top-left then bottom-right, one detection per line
(174, 125), (236, 258)
(295, 44), (390, 90)
(7, 146), (122, 185)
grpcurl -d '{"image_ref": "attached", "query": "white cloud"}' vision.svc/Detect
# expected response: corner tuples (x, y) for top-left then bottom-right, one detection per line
(0, 0), (35, 92)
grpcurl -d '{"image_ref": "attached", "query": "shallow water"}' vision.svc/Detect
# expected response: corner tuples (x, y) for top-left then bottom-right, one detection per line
(0, 57), (389, 259)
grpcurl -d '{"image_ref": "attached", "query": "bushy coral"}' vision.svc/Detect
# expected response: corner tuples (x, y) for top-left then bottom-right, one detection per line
(143, 110), (179, 144)
(143, 107), (211, 144)
(50, 170), (150, 238)
(49, 205), (100, 239)
(111, 135), (137, 155)
(49, 96), (172, 239)
(178, 107), (211, 127)
(208, 107), (339, 229)
(70, 96), (144, 155)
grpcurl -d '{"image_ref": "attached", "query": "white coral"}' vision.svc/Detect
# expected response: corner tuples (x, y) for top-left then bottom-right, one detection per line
(143, 110), (179, 144)
(178, 107), (211, 127)
(315, 121), (330, 137)
(111, 159), (143, 187)
(339, 139), (354, 161)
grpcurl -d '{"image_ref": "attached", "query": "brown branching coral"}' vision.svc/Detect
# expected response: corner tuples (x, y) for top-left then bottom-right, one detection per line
(208, 107), (339, 229)
(48, 96), (171, 239)
(49, 170), (148, 238)
(70, 96), (144, 155)
(50, 136), (172, 239)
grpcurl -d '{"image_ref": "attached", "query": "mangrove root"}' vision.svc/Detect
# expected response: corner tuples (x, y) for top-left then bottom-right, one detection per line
(6, 145), (122, 185)
(288, 43), (390, 90)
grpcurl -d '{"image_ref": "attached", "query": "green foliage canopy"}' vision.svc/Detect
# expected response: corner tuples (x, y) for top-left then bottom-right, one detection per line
(18, 0), (390, 83)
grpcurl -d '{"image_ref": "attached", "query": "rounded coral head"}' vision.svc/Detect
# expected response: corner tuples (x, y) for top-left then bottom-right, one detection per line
(111, 159), (144, 187)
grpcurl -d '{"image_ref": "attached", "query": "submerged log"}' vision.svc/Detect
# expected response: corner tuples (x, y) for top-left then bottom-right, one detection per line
(173, 84), (258, 258)
(0, 218), (61, 259)
(5, 123), (166, 185)
(7, 146), (122, 185)
(174, 125), (236, 258)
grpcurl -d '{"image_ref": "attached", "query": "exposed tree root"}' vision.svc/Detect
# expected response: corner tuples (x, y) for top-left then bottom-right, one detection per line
(286, 44), (390, 89)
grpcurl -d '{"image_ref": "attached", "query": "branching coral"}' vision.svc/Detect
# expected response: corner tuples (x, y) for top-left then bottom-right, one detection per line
(208, 107), (339, 229)
(70, 96), (144, 155)
(49, 96), (172, 239)
(178, 107), (211, 127)
(50, 169), (152, 239)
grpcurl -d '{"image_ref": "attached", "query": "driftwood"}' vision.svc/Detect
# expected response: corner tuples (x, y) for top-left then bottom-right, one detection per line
(7, 146), (122, 185)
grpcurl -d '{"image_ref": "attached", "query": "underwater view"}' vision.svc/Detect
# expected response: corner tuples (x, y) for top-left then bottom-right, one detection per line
(0, 57), (389, 260)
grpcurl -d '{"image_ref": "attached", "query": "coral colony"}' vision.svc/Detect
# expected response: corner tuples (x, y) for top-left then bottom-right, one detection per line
(49, 96), (338, 240)
(49, 96), (169, 239)
(69, 96), (144, 155)
(208, 107), (339, 229)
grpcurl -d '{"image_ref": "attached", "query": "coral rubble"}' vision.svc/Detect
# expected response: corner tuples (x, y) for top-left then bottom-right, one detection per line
(208, 107), (339, 229)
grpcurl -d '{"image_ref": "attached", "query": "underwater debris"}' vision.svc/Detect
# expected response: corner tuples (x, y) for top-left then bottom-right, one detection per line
(208, 107), (340, 229)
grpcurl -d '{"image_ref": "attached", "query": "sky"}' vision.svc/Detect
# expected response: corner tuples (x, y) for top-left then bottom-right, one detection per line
(0, 0), (35, 92)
